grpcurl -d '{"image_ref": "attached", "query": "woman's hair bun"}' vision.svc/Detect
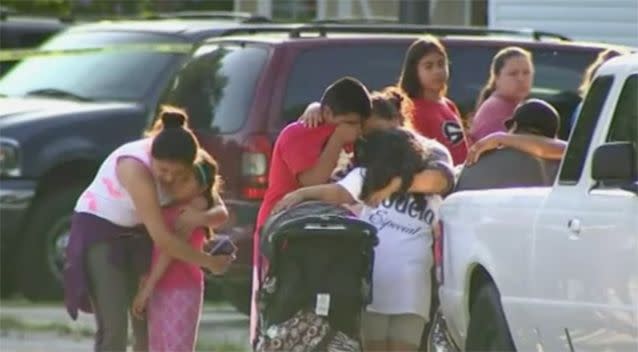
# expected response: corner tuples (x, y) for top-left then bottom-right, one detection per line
(160, 111), (187, 129)
(383, 87), (405, 111)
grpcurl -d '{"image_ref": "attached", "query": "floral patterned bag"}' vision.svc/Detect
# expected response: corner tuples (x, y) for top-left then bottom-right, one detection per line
(255, 310), (360, 352)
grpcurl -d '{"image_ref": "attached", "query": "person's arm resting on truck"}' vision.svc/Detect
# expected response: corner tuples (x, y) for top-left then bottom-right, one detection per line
(467, 132), (567, 165)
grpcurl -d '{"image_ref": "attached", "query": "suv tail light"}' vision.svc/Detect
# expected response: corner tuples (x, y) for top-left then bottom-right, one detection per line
(434, 220), (444, 285)
(241, 135), (271, 200)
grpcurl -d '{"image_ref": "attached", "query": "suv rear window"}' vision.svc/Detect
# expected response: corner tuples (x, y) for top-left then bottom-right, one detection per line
(281, 44), (408, 124)
(280, 42), (600, 125)
(164, 43), (269, 134)
(445, 45), (599, 117)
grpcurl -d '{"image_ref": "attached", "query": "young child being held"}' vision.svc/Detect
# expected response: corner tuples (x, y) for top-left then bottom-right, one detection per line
(132, 151), (232, 352)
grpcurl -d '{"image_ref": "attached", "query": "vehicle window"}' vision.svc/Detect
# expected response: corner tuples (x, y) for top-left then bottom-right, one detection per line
(607, 74), (637, 145)
(281, 44), (408, 125)
(163, 44), (269, 134)
(559, 75), (614, 184)
(0, 31), (187, 101)
(607, 74), (638, 166)
(445, 45), (598, 118)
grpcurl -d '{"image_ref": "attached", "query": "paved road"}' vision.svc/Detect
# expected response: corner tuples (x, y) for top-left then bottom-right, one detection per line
(0, 303), (249, 351)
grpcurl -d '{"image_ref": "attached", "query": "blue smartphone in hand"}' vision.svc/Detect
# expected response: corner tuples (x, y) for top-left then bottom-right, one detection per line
(207, 235), (236, 256)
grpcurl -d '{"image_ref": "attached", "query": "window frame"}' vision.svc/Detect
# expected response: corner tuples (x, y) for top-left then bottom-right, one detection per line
(558, 75), (614, 185)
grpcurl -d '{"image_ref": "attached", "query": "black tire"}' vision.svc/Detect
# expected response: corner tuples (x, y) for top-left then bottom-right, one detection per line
(465, 284), (516, 352)
(1, 247), (17, 298)
(222, 280), (251, 316)
(17, 186), (83, 301)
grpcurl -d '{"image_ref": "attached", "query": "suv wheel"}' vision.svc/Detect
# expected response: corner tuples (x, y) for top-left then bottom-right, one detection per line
(465, 284), (516, 351)
(223, 281), (251, 316)
(18, 186), (82, 301)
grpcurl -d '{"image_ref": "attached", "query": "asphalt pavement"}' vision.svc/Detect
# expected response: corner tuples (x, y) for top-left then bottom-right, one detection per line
(0, 302), (250, 352)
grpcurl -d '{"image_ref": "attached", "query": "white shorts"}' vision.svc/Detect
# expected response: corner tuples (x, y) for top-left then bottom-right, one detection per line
(362, 311), (426, 346)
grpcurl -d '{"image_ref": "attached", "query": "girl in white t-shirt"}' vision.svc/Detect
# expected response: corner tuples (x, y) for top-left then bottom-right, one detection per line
(272, 127), (453, 352)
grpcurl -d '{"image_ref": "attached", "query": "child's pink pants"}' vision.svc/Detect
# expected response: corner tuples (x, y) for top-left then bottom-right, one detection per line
(148, 285), (203, 352)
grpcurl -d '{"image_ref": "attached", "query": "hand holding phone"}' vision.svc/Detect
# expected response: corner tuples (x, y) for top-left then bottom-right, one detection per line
(206, 235), (236, 256)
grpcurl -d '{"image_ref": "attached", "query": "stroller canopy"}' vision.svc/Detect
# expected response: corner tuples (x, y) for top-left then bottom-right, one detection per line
(260, 201), (377, 260)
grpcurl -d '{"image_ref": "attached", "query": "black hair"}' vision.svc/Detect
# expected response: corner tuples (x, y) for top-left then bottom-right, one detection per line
(193, 150), (223, 240)
(149, 105), (199, 165)
(354, 128), (429, 210)
(194, 150), (222, 206)
(398, 35), (449, 99)
(320, 77), (372, 119)
(371, 86), (415, 130)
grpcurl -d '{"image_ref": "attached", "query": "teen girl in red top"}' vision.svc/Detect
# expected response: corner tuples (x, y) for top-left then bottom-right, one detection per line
(398, 35), (469, 165)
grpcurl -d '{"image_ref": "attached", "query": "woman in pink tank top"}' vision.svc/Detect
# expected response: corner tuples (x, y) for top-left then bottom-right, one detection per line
(131, 151), (233, 352)
(65, 107), (234, 352)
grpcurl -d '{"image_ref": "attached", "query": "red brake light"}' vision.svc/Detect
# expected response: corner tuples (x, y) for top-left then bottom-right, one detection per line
(241, 135), (271, 200)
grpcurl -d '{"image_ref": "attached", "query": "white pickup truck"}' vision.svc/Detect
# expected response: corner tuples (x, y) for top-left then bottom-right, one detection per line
(437, 53), (637, 351)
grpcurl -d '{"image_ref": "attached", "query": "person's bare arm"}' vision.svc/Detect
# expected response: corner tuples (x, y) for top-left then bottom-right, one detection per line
(365, 170), (450, 207)
(297, 137), (346, 187)
(467, 132), (567, 164)
(116, 158), (229, 273)
(366, 139), (455, 206)
(409, 169), (451, 194)
(299, 102), (323, 128)
(175, 194), (228, 235)
(297, 124), (359, 186)
(271, 184), (355, 215)
(203, 195), (228, 228)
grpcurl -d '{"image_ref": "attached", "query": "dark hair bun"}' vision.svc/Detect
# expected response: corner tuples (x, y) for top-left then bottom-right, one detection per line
(383, 87), (405, 111)
(161, 111), (186, 129)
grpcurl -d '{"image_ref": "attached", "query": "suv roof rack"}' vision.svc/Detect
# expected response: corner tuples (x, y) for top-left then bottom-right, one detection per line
(312, 17), (399, 24)
(145, 11), (271, 23)
(218, 23), (571, 41)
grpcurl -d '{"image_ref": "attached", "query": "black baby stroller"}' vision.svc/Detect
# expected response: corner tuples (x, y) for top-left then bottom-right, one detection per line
(255, 201), (378, 352)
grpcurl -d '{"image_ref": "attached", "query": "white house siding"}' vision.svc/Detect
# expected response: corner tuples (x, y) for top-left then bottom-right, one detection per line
(488, 0), (638, 47)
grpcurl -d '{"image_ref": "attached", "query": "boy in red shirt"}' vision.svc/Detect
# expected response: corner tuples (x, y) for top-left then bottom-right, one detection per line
(250, 77), (372, 342)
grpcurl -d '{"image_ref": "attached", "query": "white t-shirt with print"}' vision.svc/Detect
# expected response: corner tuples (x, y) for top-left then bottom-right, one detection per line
(337, 167), (442, 320)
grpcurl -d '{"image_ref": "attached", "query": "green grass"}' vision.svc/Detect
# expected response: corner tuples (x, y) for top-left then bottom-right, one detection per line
(0, 295), (61, 307)
(0, 315), (94, 339)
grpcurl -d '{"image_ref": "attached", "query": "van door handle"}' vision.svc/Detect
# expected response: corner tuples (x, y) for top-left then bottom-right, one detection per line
(567, 218), (581, 240)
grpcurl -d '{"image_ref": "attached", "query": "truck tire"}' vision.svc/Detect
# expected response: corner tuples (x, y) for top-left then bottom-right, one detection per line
(465, 284), (516, 352)
(17, 186), (83, 301)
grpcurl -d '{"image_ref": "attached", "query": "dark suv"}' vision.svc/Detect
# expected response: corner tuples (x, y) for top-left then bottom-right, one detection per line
(158, 24), (629, 314)
(0, 14), (270, 299)
(0, 10), (68, 75)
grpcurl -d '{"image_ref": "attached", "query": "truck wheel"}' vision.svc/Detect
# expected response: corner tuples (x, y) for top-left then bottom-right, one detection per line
(465, 284), (516, 351)
(17, 187), (82, 301)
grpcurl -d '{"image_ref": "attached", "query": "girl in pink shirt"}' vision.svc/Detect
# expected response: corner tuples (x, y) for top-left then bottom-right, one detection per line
(132, 152), (230, 352)
(469, 47), (534, 143)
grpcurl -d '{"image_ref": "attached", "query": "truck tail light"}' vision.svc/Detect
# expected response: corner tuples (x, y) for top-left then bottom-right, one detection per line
(241, 135), (271, 200)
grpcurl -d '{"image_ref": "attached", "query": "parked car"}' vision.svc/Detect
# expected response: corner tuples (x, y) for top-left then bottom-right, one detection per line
(156, 24), (630, 314)
(436, 53), (637, 351)
(0, 8), (68, 76)
(0, 13), (270, 299)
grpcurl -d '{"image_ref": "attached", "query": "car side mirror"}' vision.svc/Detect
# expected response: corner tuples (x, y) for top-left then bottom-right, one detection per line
(591, 142), (637, 192)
